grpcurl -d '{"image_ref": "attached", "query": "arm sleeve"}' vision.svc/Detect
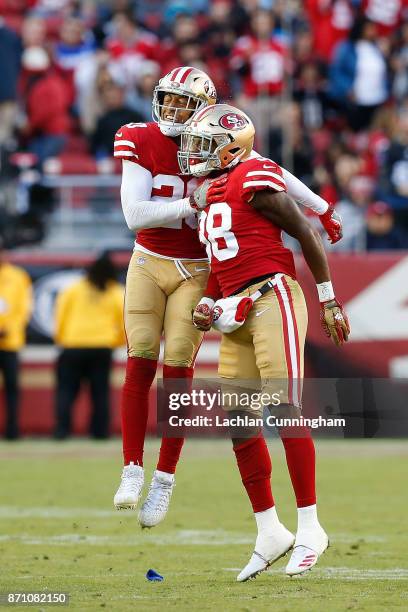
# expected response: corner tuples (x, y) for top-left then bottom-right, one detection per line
(120, 160), (195, 231)
(281, 167), (329, 215)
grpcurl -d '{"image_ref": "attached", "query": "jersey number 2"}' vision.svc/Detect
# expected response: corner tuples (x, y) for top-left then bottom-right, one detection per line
(199, 202), (239, 261)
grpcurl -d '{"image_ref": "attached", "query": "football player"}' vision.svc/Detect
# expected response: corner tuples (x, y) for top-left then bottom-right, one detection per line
(112, 66), (218, 527)
(183, 104), (350, 580)
(113, 65), (343, 529)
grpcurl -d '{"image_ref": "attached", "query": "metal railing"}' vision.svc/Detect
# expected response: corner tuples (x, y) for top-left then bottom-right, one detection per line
(40, 174), (133, 251)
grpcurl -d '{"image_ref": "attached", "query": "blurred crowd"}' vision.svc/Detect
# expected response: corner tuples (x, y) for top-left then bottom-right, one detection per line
(0, 0), (408, 249)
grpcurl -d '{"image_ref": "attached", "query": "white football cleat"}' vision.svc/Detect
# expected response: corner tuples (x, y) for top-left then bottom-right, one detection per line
(285, 524), (329, 576)
(114, 462), (144, 510)
(138, 470), (175, 528)
(237, 523), (295, 582)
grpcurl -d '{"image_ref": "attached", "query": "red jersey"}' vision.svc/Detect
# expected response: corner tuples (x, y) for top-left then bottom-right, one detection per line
(199, 157), (296, 297)
(363, 0), (406, 36)
(106, 30), (160, 65)
(114, 122), (206, 259)
(230, 36), (286, 97)
(306, 0), (353, 61)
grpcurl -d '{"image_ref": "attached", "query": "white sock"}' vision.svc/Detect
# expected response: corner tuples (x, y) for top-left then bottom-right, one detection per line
(155, 470), (174, 483)
(255, 506), (280, 535)
(297, 504), (319, 531)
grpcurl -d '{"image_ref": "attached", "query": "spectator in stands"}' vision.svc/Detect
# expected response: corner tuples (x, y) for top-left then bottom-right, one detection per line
(90, 81), (143, 158)
(54, 15), (96, 72)
(329, 174), (375, 251)
(21, 15), (47, 49)
(305, 0), (353, 61)
(76, 55), (113, 135)
(54, 16), (97, 109)
(268, 102), (314, 183)
(0, 17), (21, 144)
(201, 0), (235, 99)
(365, 201), (408, 250)
(294, 61), (329, 131)
(231, 8), (287, 151)
(161, 13), (202, 72)
(363, 0), (405, 38)
(105, 9), (160, 92)
(53, 253), (125, 440)
(329, 17), (389, 131)
(380, 109), (408, 220)
(19, 46), (70, 166)
(392, 22), (408, 103)
(0, 236), (32, 439)
(127, 59), (160, 121)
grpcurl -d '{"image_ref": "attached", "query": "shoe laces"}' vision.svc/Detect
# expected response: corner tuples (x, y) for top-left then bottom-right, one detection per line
(120, 466), (143, 491)
(144, 478), (173, 513)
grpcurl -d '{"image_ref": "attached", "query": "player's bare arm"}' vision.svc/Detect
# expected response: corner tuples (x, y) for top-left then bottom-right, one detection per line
(252, 190), (350, 346)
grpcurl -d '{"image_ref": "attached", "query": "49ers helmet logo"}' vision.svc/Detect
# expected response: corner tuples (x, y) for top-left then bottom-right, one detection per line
(213, 305), (223, 321)
(219, 113), (248, 130)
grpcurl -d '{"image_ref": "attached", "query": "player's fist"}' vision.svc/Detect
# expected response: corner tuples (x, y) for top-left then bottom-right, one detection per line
(319, 206), (343, 244)
(320, 299), (350, 346)
(189, 175), (228, 210)
(192, 299), (215, 331)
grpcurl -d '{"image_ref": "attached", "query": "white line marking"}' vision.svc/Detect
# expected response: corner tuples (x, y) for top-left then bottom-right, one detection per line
(0, 530), (391, 547)
(0, 506), (117, 518)
(222, 567), (408, 580)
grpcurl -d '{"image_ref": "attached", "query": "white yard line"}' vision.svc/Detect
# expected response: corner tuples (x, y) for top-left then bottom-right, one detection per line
(0, 507), (118, 518)
(0, 529), (391, 546)
(13, 568), (408, 582)
(222, 567), (408, 580)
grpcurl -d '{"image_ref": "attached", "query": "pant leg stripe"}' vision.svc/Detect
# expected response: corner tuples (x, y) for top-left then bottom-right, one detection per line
(282, 276), (302, 406)
(274, 275), (299, 406)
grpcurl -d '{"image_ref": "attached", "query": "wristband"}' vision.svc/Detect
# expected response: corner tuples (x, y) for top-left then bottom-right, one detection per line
(317, 281), (335, 303)
(199, 297), (215, 309)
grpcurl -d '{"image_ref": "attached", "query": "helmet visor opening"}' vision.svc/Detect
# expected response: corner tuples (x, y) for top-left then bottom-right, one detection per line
(153, 87), (204, 127)
(178, 131), (229, 175)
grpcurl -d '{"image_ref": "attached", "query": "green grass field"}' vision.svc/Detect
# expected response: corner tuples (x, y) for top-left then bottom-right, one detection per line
(0, 439), (407, 611)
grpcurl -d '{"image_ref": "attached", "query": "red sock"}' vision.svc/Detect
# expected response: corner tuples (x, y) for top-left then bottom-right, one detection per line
(280, 427), (316, 507)
(121, 356), (157, 466)
(156, 364), (193, 474)
(233, 436), (274, 513)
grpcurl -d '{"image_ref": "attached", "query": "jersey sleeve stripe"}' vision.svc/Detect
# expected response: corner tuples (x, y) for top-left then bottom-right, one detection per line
(114, 140), (136, 148)
(246, 170), (285, 183)
(114, 151), (139, 159)
(243, 180), (285, 191)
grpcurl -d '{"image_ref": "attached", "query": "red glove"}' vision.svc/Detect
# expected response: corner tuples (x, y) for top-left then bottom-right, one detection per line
(320, 298), (350, 346)
(319, 205), (343, 244)
(189, 175), (228, 210)
(192, 300), (214, 331)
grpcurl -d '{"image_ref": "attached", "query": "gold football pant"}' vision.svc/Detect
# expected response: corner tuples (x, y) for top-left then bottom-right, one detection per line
(218, 274), (308, 410)
(124, 250), (209, 367)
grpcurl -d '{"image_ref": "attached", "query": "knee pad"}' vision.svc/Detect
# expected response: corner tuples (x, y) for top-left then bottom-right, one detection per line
(163, 336), (197, 368)
(127, 326), (160, 360)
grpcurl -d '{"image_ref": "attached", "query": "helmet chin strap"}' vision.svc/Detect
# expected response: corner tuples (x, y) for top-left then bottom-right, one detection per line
(158, 122), (185, 137)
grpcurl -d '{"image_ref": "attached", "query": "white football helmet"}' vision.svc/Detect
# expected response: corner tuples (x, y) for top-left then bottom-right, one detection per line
(152, 66), (217, 137)
(178, 103), (255, 177)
